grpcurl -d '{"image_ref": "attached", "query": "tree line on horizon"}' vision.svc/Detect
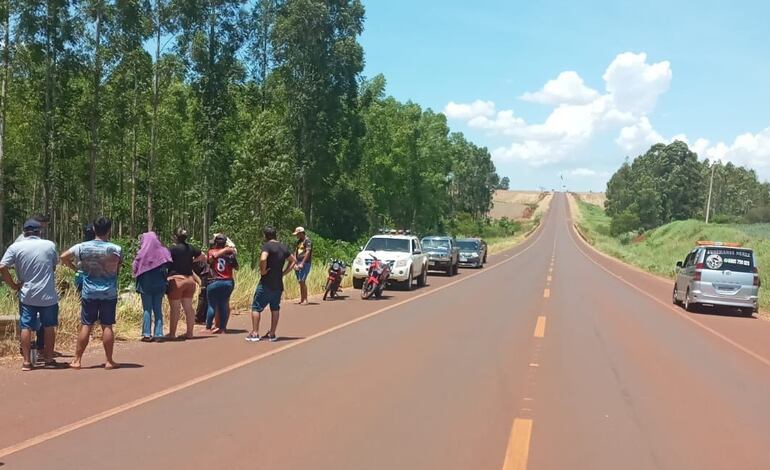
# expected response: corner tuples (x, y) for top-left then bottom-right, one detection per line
(0, 0), (501, 255)
(604, 140), (770, 236)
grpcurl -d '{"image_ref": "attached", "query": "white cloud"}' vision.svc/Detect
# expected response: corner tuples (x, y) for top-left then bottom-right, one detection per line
(616, 117), (664, 153)
(570, 168), (598, 177)
(520, 71), (600, 105)
(603, 52), (672, 115)
(446, 52), (671, 167)
(443, 100), (495, 120)
(468, 109), (526, 134)
(701, 127), (770, 172)
(444, 52), (769, 181)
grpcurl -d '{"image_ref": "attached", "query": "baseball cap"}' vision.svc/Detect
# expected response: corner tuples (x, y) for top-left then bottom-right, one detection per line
(292, 227), (305, 235)
(23, 219), (43, 232)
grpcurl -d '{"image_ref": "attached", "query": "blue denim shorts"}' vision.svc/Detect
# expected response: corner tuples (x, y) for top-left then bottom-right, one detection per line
(295, 262), (312, 282)
(19, 303), (59, 330)
(81, 298), (118, 326)
(251, 284), (282, 313)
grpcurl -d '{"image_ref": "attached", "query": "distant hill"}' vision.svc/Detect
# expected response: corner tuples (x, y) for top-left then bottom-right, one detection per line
(490, 190), (552, 220)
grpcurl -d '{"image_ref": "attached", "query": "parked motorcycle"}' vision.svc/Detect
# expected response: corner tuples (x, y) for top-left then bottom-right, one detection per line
(361, 256), (390, 299)
(323, 259), (347, 300)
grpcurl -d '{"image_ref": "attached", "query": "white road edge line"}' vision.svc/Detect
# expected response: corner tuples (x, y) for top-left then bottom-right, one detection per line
(0, 217), (551, 460)
(565, 203), (770, 369)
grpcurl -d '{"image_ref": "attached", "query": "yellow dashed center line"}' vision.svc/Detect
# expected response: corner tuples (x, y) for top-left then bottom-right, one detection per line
(546, 275), (552, 283)
(543, 288), (550, 299)
(503, 418), (533, 470)
(533, 316), (547, 338)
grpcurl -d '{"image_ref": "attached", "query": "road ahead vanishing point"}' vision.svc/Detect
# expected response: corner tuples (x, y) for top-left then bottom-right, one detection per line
(2, 193), (770, 469)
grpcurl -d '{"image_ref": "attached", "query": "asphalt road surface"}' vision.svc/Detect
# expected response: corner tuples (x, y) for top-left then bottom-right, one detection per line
(2, 193), (770, 469)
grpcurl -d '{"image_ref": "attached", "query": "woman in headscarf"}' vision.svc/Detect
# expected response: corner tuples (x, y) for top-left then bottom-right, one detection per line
(133, 232), (172, 342)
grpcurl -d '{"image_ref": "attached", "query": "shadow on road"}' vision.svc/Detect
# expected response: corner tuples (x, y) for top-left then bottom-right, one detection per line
(82, 363), (144, 370)
(691, 306), (756, 319)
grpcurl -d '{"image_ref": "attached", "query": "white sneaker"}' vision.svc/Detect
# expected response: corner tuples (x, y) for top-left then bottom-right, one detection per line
(245, 334), (261, 342)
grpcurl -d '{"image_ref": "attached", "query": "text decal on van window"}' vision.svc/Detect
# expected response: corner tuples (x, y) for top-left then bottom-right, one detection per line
(704, 249), (754, 272)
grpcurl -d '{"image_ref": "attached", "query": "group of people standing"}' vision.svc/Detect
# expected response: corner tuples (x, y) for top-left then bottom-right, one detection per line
(0, 213), (313, 371)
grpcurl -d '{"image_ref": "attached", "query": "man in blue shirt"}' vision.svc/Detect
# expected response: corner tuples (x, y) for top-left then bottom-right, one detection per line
(0, 219), (59, 371)
(61, 217), (122, 370)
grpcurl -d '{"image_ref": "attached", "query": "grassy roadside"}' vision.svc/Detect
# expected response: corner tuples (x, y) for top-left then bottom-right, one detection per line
(0, 222), (541, 359)
(569, 194), (770, 314)
(487, 218), (540, 255)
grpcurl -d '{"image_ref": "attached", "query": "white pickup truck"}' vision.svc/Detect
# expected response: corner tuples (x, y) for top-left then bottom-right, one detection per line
(351, 234), (428, 290)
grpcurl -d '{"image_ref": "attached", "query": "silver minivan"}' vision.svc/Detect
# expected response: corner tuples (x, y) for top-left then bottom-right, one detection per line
(673, 242), (760, 314)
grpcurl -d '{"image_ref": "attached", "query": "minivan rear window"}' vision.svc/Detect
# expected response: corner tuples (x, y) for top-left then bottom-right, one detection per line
(703, 248), (754, 273)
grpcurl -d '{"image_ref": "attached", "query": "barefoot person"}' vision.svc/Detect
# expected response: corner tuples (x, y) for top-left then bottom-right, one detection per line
(206, 234), (238, 334)
(0, 219), (60, 371)
(133, 232), (171, 342)
(167, 228), (203, 340)
(246, 227), (296, 342)
(293, 227), (312, 305)
(61, 217), (122, 370)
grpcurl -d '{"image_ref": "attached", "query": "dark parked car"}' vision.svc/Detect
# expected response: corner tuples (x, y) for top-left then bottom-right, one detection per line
(421, 236), (460, 276)
(457, 238), (488, 268)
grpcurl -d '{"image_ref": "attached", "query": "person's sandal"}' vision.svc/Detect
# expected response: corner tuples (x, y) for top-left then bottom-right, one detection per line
(22, 362), (33, 371)
(44, 360), (60, 369)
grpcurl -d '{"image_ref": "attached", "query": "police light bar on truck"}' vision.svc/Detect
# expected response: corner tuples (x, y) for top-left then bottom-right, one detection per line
(377, 228), (411, 235)
(696, 241), (743, 247)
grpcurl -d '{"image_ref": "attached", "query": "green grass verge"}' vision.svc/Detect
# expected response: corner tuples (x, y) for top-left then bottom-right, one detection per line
(573, 198), (769, 313)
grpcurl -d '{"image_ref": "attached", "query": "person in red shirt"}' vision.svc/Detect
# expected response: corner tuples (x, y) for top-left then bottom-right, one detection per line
(206, 234), (238, 333)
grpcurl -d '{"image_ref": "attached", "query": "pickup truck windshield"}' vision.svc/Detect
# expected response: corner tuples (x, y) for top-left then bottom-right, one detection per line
(422, 239), (450, 250)
(365, 238), (410, 252)
(703, 248), (754, 273)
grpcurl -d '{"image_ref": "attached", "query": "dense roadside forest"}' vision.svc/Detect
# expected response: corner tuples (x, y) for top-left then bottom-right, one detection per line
(604, 141), (770, 236)
(0, 0), (501, 256)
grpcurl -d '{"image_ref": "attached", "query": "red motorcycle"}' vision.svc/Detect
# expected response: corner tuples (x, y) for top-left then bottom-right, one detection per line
(361, 256), (390, 299)
(323, 259), (347, 301)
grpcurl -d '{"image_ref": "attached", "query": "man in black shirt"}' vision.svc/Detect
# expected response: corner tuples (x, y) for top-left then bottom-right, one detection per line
(247, 227), (296, 342)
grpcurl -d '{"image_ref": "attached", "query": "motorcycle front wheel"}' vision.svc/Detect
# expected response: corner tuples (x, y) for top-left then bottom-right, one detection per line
(361, 281), (375, 299)
(323, 279), (333, 300)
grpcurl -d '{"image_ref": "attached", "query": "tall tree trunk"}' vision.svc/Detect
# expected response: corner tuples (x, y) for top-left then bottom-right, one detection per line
(130, 73), (138, 238)
(42, 0), (55, 218)
(0, 0), (9, 249)
(89, 2), (102, 220)
(131, 134), (137, 238)
(147, 0), (161, 232)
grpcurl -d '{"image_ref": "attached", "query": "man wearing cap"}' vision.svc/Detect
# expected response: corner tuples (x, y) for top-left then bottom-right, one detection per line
(14, 214), (51, 355)
(293, 227), (313, 305)
(0, 219), (60, 371)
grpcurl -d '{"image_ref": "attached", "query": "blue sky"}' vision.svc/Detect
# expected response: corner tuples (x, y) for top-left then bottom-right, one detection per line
(360, 0), (770, 191)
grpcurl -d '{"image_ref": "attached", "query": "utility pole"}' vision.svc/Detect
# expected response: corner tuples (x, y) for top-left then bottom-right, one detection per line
(705, 162), (717, 224)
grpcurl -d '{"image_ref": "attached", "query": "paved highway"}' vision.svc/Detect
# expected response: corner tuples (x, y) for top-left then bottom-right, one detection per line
(2, 193), (770, 469)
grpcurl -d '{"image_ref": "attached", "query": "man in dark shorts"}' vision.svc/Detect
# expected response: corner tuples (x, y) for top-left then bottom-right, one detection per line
(13, 214), (50, 359)
(247, 227), (296, 342)
(293, 227), (313, 305)
(1, 219), (59, 370)
(61, 217), (122, 370)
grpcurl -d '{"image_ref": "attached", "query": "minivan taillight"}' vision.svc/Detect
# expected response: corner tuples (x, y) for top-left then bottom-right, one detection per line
(754, 267), (761, 287)
(694, 263), (703, 281)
